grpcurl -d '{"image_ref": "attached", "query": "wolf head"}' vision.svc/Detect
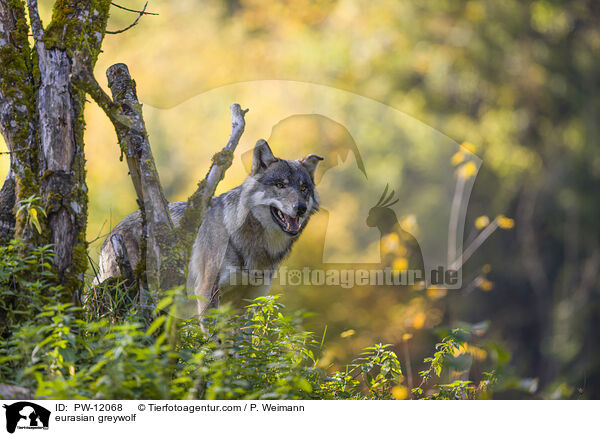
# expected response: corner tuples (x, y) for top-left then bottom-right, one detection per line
(245, 139), (323, 237)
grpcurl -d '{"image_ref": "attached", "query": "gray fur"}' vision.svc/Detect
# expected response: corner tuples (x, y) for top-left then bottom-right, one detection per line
(97, 140), (323, 317)
(97, 202), (187, 282)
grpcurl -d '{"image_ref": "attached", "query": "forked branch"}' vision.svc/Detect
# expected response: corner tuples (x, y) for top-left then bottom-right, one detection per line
(73, 60), (248, 297)
(178, 104), (248, 250)
(106, 1), (154, 34)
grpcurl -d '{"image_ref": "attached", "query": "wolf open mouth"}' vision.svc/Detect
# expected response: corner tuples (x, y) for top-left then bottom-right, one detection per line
(270, 206), (301, 235)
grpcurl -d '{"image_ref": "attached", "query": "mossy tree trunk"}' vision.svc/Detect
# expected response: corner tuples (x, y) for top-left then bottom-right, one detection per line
(0, 0), (110, 298)
(2, 0), (243, 316)
(0, 0), (40, 246)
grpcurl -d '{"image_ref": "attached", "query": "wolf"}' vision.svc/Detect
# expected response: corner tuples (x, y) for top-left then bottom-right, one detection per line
(97, 139), (323, 316)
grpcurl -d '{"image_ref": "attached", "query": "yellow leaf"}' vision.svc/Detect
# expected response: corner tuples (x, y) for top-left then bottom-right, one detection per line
(453, 343), (488, 360)
(475, 215), (490, 229)
(426, 286), (447, 300)
(469, 345), (488, 361)
(453, 343), (468, 357)
(461, 141), (477, 153)
(458, 161), (478, 179)
(402, 333), (413, 341)
(392, 385), (408, 400)
(479, 279), (494, 291)
(340, 329), (355, 338)
(29, 208), (42, 234)
(412, 312), (426, 329)
(381, 233), (399, 254)
(392, 257), (408, 271)
(451, 151), (465, 166)
(497, 215), (515, 229)
(399, 214), (418, 234)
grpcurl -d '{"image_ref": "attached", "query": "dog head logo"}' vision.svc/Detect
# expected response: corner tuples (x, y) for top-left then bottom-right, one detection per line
(2, 402), (50, 433)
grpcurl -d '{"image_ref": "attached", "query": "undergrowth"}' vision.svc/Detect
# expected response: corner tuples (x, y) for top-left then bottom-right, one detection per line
(0, 241), (497, 400)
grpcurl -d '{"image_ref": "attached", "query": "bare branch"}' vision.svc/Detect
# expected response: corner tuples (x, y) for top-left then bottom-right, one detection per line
(80, 61), (246, 299)
(106, 1), (150, 34)
(205, 104), (248, 197)
(106, 63), (172, 230)
(25, 0), (43, 45)
(104, 63), (178, 297)
(0, 147), (34, 155)
(74, 60), (173, 300)
(71, 53), (123, 123)
(111, 2), (158, 15)
(178, 104), (248, 249)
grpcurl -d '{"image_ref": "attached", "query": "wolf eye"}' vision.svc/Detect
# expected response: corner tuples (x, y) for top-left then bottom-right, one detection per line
(300, 186), (307, 192)
(276, 182), (285, 189)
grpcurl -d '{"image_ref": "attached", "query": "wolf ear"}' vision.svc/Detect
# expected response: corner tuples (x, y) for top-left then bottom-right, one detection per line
(300, 154), (324, 181)
(251, 139), (277, 175)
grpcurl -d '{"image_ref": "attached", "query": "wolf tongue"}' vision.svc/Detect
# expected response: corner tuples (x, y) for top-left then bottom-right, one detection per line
(287, 216), (299, 231)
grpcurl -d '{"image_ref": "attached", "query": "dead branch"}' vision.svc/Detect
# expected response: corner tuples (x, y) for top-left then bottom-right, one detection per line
(25, 0), (44, 45)
(106, 1), (151, 34)
(206, 105), (249, 195)
(105, 63), (173, 231)
(74, 58), (247, 312)
(72, 60), (171, 302)
(111, 2), (158, 15)
(70, 54), (125, 125)
(178, 104), (248, 250)
(105, 63), (178, 299)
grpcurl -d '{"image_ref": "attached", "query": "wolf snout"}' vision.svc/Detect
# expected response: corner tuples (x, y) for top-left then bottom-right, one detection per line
(294, 203), (307, 216)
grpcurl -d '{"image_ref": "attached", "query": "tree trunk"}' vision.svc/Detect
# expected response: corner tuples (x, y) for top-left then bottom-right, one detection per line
(0, 0), (110, 298)
(0, 171), (15, 244)
(0, 0), (40, 245)
(2, 0), (242, 315)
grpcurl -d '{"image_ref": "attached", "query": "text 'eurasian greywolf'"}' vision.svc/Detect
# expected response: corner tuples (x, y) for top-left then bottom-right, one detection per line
(97, 139), (323, 316)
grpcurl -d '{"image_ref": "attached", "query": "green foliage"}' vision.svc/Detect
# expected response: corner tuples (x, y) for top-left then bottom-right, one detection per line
(82, 276), (141, 324)
(412, 329), (497, 400)
(0, 240), (64, 338)
(417, 329), (467, 387)
(0, 243), (500, 400)
(16, 195), (46, 235)
(349, 344), (403, 399)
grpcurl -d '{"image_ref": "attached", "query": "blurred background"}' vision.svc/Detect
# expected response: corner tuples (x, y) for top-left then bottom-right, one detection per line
(2, 0), (598, 398)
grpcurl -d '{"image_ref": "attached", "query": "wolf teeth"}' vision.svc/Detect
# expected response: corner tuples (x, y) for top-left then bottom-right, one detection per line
(277, 210), (285, 221)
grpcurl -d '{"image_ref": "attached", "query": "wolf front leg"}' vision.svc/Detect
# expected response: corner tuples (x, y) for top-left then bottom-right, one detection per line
(192, 264), (221, 317)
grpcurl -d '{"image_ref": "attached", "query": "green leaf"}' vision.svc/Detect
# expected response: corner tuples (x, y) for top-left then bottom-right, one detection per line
(146, 316), (166, 336)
